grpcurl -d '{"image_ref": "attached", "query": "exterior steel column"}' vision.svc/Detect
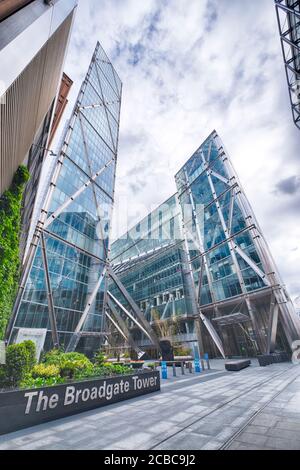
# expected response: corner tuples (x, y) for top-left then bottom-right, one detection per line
(267, 295), (279, 354)
(108, 267), (160, 348)
(40, 233), (59, 348)
(106, 298), (142, 355)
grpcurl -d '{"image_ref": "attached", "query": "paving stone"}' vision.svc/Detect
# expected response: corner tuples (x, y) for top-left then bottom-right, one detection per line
(0, 442), (19, 450)
(244, 424), (269, 435)
(201, 439), (224, 450)
(116, 432), (157, 450)
(274, 421), (300, 431)
(250, 413), (279, 427)
(15, 436), (62, 450)
(265, 427), (300, 441)
(265, 437), (300, 450)
(215, 426), (239, 442)
(189, 420), (228, 436)
(154, 431), (210, 450)
(231, 417), (247, 427)
(229, 442), (269, 450)
(235, 432), (268, 446)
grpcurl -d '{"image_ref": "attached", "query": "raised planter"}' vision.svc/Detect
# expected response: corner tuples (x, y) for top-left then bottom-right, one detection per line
(0, 370), (160, 436)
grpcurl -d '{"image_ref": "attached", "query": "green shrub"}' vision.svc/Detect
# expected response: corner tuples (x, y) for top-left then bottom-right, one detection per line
(42, 348), (65, 365)
(60, 359), (93, 379)
(99, 363), (132, 376)
(122, 351), (131, 359)
(43, 350), (90, 366)
(43, 349), (93, 379)
(0, 365), (7, 387)
(94, 351), (106, 366)
(31, 364), (60, 379)
(5, 342), (33, 387)
(20, 374), (65, 389)
(0, 165), (30, 339)
(22, 340), (36, 369)
(174, 346), (192, 357)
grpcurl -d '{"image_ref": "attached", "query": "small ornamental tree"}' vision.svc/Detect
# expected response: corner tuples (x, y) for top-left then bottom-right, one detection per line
(0, 165), (30, 339)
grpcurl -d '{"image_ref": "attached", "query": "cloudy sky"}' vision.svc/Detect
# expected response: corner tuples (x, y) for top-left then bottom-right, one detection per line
(57, 0), (300, 299)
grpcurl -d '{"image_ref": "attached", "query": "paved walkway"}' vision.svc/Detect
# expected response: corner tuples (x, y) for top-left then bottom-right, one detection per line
(0, 360), (300, 450)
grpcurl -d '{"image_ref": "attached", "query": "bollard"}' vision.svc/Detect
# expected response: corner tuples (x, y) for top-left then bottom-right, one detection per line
(172, 363), (176, 377)
(181, 361), (185, 375)
(204, 353), (210, 370)
(161, 361), (168, 379)
(201, 358), (205, 370)
(188, 361), (193, 373)
(194, 357), (202, 373)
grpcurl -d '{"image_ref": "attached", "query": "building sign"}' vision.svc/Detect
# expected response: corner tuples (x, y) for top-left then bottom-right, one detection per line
(15, 328), (47, 360)
(0, 371), (160, 436)
(0, 341), (5, 365)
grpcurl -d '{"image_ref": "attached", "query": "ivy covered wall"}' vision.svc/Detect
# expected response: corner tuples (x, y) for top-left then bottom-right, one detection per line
(0, 166), (30, 339)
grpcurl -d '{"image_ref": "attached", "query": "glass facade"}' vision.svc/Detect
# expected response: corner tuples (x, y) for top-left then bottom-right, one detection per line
(10, 42), (122, 352)
(111, 195), (189, 316)
(176, 132), (267, 306)
(110, 130), (300, 357)
(110, 195), (198, 348)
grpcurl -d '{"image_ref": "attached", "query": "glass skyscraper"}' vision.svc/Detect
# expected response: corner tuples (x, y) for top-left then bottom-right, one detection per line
(110, 131), (300, 358)
(7, 42), (122, 355)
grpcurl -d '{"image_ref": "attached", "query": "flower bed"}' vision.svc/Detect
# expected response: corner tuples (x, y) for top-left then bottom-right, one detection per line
(0, 341), (160, 435)
(0, 342), (138, 392)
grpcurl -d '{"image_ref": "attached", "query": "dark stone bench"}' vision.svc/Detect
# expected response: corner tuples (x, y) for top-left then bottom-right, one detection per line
(225, 359), (251, 371)
(257, 352), (290, 367)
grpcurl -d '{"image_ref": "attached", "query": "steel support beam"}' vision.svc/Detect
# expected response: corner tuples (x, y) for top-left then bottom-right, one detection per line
(105, 310), (128, 342)
(107, 289), (158, 347)
(199, 313), (225, 358)
(106, 298), (143, 354)
(210, 170), (231, 185)
(266, 295), (279, 354)
(66, 267), (106, 352)
(234, 245), (270, 287)
(107, 267), (160, 348)
(40, 233), (59, 348)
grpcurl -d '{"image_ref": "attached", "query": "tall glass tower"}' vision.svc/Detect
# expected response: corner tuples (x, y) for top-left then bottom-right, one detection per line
(110, 131), (300, 358)
(6, 42), (122, 355)
(176, 130), (300, 357)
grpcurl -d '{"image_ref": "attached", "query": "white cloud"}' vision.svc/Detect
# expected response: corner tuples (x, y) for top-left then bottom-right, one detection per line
(55, 0), (300, 297)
